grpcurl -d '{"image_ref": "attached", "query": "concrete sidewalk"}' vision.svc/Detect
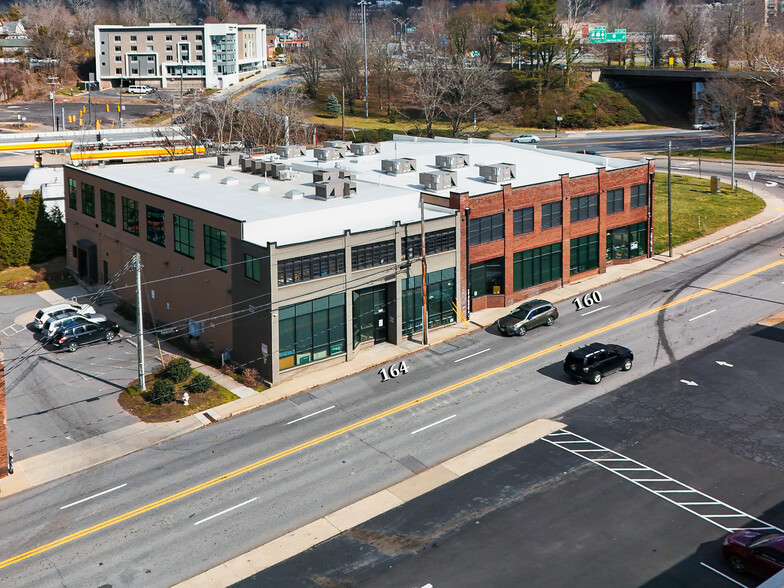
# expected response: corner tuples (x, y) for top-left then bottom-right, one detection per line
(1, 174), (782, 498)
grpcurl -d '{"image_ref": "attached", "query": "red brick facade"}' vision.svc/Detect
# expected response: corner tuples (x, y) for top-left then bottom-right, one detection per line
(0, 351), (7, 478)
(447, 160), (655, 313)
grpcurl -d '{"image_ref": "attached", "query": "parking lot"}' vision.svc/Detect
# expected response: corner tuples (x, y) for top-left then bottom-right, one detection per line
(248, 320), (784, 588)
(0, 288), (158, 460)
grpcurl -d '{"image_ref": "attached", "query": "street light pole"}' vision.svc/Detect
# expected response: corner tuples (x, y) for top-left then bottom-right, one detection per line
(667, 141), (673, 257)
(554, 109), (558, 138)
(360, 0), (369, 119)
(593, 103), (598, 130)
(731, 113), (737, 192)
(49, 91), (56, 131)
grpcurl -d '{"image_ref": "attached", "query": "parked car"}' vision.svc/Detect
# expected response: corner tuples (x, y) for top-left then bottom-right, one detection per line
(127, 84), (155, 94)
(496, 300), (558, 336)
(51, 320), (120, 352)
(563, 342), (633, 384)
(723, 530), (784, 579)
(511, 134), (541, 144)
(692, 121), (720, 130)
(42, 313), (107, 339)
(33, 303), (95, 330)
(576, 150), (601, 156)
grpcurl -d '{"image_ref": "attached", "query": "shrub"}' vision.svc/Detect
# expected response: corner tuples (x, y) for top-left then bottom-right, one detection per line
(188, 372), (213, 394)
(150, 379), (175, 405)
(166, 357), (192, 383)
(241, 367), (260, 388)
(220, 363), (235, 376)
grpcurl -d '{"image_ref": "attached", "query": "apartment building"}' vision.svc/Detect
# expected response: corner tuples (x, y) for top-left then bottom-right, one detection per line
(94, 22), (266, 90)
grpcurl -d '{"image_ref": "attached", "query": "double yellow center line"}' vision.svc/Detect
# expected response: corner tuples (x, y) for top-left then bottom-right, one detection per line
(2, 258), (782, 570)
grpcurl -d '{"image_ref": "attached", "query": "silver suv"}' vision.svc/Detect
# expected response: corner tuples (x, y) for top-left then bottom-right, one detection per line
(496, 300), (558, 336)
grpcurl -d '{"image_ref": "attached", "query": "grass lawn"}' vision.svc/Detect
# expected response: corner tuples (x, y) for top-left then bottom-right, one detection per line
(653, 173), (764, 254)
(0, 257), (76, 295)
(668, 143), (784, 165)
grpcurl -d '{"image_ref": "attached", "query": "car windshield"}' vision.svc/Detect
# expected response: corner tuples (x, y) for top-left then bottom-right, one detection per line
(510, 307), (532, 319)
(750, 533), (783, 548)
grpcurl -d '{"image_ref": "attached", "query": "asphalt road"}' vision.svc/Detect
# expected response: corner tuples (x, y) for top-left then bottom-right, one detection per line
(0, 100), (161, 130)
(254, 319), (784, 588)
(1, 201), (783, 586)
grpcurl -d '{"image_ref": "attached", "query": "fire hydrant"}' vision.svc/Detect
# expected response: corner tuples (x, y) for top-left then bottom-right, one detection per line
(182, 392), (190, 406)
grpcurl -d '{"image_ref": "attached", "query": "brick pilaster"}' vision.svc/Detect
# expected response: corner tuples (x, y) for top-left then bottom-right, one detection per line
(0, 351), (7, 478)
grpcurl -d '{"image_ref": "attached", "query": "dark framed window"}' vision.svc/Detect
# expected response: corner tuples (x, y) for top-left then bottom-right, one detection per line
(278, 250), (345, 286)
(173, 214), (194, 258)
(403, 228), (457, 259)
(81, 183), (95, 217)
(244, 254), (260, 281)
(68, 178), (77, 210)
(514, 243), (562, 291)
(607, 221), (648, 260)
(146, 205), (165, 246)
(513, 207), (534, 235)
(351, 240), (395, 270)
(607, 188), (624, 214)
(279, 294), (346, 369)
(542, 201), (562, 230)
(122, 197), (139, 235)
(100, 189), (115, 226)
(204, 225), (227, 270)
(470, 257), (504, 297)
(469, 213), (504, 245)
(570, 194), (598, 222)
(570, 233), (599, 275)
(631, 183), (648, 208)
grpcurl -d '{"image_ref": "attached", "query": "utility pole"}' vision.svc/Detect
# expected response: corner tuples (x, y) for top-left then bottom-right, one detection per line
(284, 115), (290, 146)
(47, 76), (59, 131)
(341, 86), (345, 141)
(667, 141), (673, 257)
(359, 0), (369, 118)
(465, 207), (471, 320)
(420, 194), (428, 345)
(731, 113), (737, 192)
(133, 253), (146, 391)
(119, 84), (123, 128)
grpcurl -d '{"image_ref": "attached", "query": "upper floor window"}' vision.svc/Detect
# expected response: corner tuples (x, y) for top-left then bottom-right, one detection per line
(204, 225), (227, 270)
(68, 178), (77, 210)
(403, 228), (457, 259)
(146, 205), (165, 246)
(513, 207), (534, 235)
(631, 183), (648, 208)
(244, 254), (260, 281)
(351, 240), (395, 271)
(607, 188), (624, 214)
(278, 250), (345, 286)
(100, 189), (115, 226)
(542, 201), (562, 229)
(173, 214), (194, 258)
(469, 213), (504, 245)
(81, 183), (95, 217)
(122, 197), (139, 235)
(570, 194), (598, 223)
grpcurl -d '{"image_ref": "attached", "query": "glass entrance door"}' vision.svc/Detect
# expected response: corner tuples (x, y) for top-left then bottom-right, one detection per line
(353, 284), (388, 346)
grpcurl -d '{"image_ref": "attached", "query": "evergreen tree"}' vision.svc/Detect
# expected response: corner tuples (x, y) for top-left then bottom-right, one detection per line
(325, 93), (342, 118)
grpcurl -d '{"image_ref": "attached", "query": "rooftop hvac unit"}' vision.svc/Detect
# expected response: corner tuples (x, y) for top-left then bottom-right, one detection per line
(313, 169), (340, 183)
(419, 170), (457, 191)
(339, 171), (355, 181)
(314, 179), (357, 200)
(277, 168), (296, 181)
(314, 147), (342, 161)
(323, 140), (352, 155)
(435, 153), (470, 170)
(349, 142), (380, 156)
(240, 155), (256, 172)
(217, 152), (243, 167)
(275, 145), (307, 159)
(250, 159), (267, 174)
(478, 163), (517, 184)
(381, 158), (417, 175)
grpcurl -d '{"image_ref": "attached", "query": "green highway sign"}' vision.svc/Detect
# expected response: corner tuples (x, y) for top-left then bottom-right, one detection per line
(589, 27), (626, 44)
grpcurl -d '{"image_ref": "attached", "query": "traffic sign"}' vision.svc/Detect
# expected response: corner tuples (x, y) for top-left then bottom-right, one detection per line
(748, 171), (756, 181)
(590, 27), (626, 43)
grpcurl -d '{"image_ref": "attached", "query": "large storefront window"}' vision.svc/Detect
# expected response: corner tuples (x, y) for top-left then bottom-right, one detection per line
(279, 294), (346, 370)
(513, 243), (562, 291)
(607, 222), (648, 260)
(470, 257), (504, 297)
(401, 268), (457, 335)
(570, 233), (599, 275)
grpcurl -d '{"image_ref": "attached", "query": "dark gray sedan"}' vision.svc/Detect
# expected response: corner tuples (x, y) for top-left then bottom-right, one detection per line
(496, 299), (559, 336)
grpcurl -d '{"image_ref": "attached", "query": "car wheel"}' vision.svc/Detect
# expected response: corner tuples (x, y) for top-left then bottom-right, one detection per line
(546, 316), (555, 326)
(105, 331), (116, 341)
(516, 326), (527, 336)
(622, 358), (632, 371)
(67, 341), (77, 352)
(728, 555), (745, 573)
(590, 371), (602, 384)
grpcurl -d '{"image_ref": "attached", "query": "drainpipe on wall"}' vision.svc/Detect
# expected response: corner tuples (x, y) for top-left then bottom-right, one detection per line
(465, 207), (471, 320)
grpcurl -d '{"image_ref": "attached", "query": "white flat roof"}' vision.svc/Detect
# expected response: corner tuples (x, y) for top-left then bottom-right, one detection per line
(69, 137), (645, 248)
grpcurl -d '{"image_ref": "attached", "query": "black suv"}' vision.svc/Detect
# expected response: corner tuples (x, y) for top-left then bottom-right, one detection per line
(52, 320), (120, 352)
(563, 342), (633, 384)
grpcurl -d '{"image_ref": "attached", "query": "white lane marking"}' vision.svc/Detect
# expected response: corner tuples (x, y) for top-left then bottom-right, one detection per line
(715, 361), (734, 368)
(60, 483), (128, 510)
(194, 497), (258, 526)
(680, 379), (699, 386)
(454, 348), (491, 363)
(411, 414), (456, 435)
(581, 305), (610, 316)
(699, 562), (749, 587)
(286, 405), (335, 425)
(689, 309), (716, 322)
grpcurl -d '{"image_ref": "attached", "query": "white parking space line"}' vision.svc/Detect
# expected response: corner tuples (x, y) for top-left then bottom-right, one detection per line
(689, 309), (717, 322)
(454, 348), (491, 363)
(581, 305), (610, 316)
(699, 562), (749, 587)
(60, 484), (127, 510)
(411, 415), (456, 435)
(194, 497), (258, 526)
(286, 405), (335, 425)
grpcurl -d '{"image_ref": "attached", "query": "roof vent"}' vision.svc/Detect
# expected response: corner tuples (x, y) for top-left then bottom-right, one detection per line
(313, 169), (340, 183)
(220, 176), (239, 185)
(169, 165), (186, 174)
(349, 142), (380, 156)
(323, 140), (352, 155)
(314, 147), (343, 161)
(314, 179), (357, 200)
(381, 157), (417, 175)
(277, 168), (295, 181)
(478, 163), (516, 184)
(285, 189), (304, 199)
(193, 170), (211, 180)
(435, 153), (470, 170)
(240, 155), (257, 172)
(217, 152), (242, 167)
(276, 145), (307, 159)
(251, 182), (271, 192)
(419, 170), (457, 191)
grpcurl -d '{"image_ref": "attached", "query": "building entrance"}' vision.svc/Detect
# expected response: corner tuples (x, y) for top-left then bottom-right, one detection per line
(353, 284), (388, 346)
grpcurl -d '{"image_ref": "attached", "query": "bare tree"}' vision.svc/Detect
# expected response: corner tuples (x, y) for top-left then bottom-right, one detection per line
(0, 63), (29, 100)
(558, 0), (596, 87)
(638, 0), (671, 67)
(407, 57), (447, 138)
(243, 3), (284, 30)
(704, 78), (755, 141)
(291, 19), (324, 98)
(673, 4), (710, 68)
(203, 0), (232, 23)
(368, 20), (397, 116)
(440, 58), (501, 137)
(709, 1), (744, 69)
(68, 0), (97, 45)
(138, 0), (194, 24)
(323, 16), (363, 114)
(594, 0), (632, 66)
(237, 87), (310, 151)
(414, 0), (451, 58)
